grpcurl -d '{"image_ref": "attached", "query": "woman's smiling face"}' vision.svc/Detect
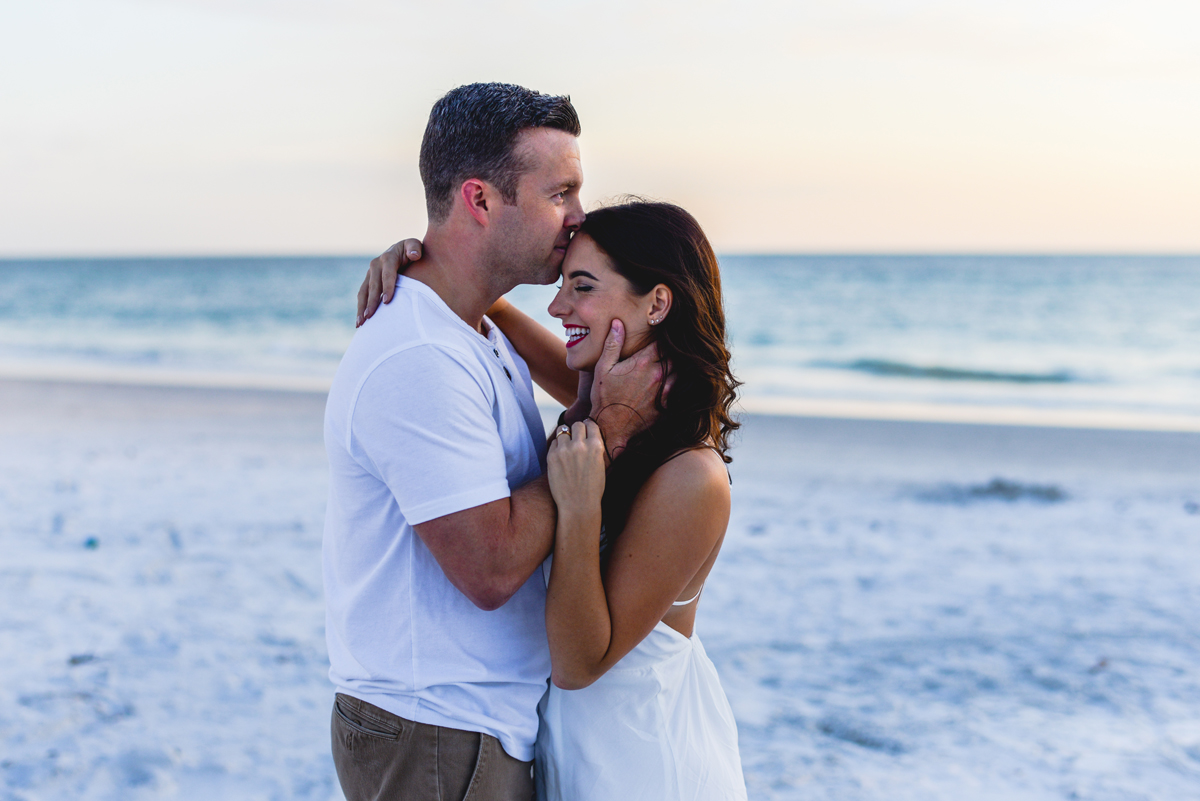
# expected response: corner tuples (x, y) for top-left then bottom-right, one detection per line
(548, 234), (656, 372)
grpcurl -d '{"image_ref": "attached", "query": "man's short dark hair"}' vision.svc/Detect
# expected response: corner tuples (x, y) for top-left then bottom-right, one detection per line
(419, 83), (581, 223)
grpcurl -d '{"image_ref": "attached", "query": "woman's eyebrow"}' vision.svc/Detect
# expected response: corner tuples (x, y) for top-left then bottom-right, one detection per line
(567, 270), (599, 281)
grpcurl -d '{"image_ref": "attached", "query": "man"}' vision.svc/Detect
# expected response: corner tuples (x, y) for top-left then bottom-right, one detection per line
(323, 83), (661, 800)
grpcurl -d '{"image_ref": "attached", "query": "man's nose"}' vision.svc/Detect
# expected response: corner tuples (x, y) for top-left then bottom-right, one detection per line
(565, 199), (585, 230)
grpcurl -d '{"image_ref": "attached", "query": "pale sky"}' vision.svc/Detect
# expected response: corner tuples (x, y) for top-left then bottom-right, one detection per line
(2, 0), (1198, 255)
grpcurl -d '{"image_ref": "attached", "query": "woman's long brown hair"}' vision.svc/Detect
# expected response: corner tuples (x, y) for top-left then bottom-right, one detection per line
(579, 200), (741, 547)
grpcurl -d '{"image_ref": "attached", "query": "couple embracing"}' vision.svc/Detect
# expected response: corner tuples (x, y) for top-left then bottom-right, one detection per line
(323, 83), (746, 800)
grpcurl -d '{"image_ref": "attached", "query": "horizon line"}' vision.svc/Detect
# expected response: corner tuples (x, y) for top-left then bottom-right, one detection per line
(3, 250), (1199, 262)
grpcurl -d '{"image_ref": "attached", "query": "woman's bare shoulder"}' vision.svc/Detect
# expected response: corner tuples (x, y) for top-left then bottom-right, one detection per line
(640, 446), (731, 510)
(614, 446), (731, 581)
(661, 445), (729, 476)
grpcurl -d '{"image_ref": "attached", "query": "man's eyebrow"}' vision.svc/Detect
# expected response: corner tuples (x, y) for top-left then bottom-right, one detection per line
(567, 270), (599, 281)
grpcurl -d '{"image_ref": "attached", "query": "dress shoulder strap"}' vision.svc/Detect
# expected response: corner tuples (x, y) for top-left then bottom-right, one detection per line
(672, 584), (704, 607)
(662, 444), (732, 485)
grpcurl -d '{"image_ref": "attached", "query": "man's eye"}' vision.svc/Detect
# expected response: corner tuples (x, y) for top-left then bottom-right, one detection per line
(555, 282), (563, 289)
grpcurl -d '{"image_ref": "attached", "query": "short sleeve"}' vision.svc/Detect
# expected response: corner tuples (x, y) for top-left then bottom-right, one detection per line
(349, 344), (511, 525)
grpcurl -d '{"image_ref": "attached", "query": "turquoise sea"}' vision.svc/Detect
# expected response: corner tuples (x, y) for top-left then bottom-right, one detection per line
(2, 255), (1198, 423)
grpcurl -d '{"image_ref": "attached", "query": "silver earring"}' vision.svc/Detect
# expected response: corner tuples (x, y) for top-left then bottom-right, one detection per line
(650, 317), (663, 325)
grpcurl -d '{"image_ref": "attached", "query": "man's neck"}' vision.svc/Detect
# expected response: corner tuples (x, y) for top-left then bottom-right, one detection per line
(404, 225), (510, 334)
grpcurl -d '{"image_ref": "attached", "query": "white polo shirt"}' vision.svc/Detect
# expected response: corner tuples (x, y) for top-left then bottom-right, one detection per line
(322, 275), (549, 761)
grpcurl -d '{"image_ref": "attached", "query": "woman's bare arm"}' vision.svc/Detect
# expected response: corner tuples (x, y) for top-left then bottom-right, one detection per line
(486, 297), (578, 407)
(545, 434), (730, 690)
(355, 242), (580, 407)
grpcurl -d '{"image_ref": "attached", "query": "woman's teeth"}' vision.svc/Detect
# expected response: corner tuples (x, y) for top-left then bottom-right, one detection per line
(565, 326), (590, 347)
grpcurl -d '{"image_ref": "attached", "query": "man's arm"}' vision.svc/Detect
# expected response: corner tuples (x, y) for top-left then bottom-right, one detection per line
(353, 346), (556, 612)
(413, 322), (666, 611)
(414, 475), (556, 611)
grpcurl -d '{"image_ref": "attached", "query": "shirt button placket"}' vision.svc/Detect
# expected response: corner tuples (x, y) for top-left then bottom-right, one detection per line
(493, 346), (512, 381)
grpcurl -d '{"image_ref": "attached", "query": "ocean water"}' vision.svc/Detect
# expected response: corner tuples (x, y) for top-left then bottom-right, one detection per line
(2, 255), (1199, 424)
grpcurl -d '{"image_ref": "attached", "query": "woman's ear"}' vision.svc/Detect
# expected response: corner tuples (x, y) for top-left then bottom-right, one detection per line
(647, 284), (672, 327)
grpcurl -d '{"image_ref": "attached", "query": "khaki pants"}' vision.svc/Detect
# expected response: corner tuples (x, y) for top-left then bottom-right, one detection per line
(331, 693), (535, 801)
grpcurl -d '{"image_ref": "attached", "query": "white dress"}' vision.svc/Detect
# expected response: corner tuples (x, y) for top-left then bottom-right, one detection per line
(534, 593), (748, 801)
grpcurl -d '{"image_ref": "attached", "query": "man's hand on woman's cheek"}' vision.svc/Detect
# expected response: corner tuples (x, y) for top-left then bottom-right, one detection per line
(588, 319), (667, 463)
(356, 238), (424, 327)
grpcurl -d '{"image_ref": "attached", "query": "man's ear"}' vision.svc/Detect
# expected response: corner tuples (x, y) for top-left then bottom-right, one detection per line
(459, 179), (494, 227)
(647, 285), (673, 326)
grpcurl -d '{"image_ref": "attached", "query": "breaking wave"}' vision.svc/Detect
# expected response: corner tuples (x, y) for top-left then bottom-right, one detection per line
(832, 359), (1076, 384)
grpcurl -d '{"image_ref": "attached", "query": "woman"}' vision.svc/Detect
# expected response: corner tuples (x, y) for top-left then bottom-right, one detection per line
(364, 201), (746, 800)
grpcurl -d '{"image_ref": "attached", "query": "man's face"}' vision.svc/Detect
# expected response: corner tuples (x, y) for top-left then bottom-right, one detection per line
(489, 128), (585, 286)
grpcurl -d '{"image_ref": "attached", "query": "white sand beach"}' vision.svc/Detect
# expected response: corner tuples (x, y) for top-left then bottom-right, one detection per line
(3, 379), (1199, 799)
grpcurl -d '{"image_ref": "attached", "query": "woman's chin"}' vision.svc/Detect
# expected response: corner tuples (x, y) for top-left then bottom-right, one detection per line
(565, 347), (599, 373)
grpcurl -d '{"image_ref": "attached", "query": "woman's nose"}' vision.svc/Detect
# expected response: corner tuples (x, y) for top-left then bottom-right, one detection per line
(548, 286), (568, 318)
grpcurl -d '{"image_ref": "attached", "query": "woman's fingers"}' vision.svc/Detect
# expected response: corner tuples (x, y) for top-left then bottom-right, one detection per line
(357, 239), (424, 325)
(356, 276), (370, 327)
(547, 417), (606, 509)
(359, 257), (384, 322)
(549, 421), (604, 462)
(380, 239), (423, 305)
(379, 247), (399, 306)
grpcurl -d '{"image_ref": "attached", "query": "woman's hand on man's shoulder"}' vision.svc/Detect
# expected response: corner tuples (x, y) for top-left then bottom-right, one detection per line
(356, 238), (424, 327)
